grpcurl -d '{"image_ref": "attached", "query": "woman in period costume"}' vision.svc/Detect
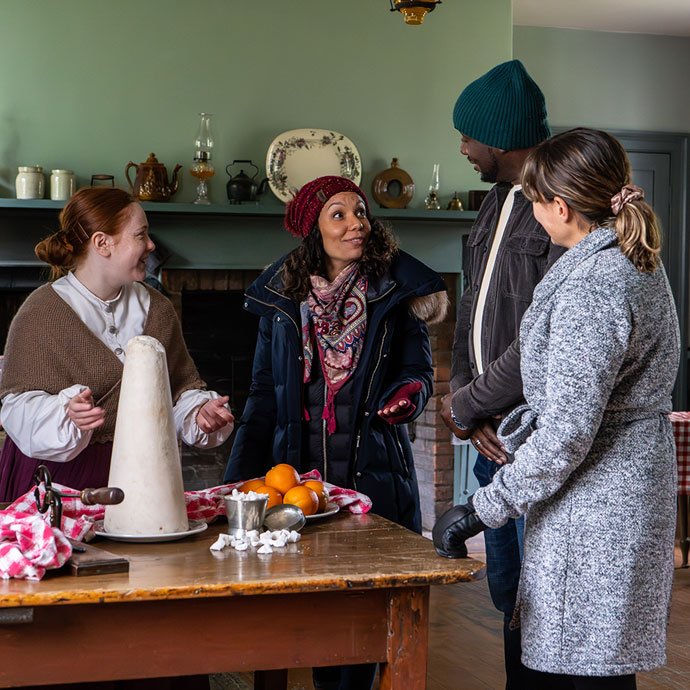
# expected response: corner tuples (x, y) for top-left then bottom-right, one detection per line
(0, 186), (234, 503)
(434, 128), (680, 690)
(224, 175), (447, 690)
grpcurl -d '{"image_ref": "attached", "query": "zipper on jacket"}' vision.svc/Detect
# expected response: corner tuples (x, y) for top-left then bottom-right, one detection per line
(368, 284), (396, 304)
(394, 428), (409, 477)
(322, 379), (328, 483)
(352, 319), (389, 488)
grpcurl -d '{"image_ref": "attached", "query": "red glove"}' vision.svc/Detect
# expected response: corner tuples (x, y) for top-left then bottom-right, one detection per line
(377, 381), (423, 425)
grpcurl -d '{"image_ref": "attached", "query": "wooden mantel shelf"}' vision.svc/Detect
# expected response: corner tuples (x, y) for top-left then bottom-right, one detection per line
(0, 199), (476, 272)
(0, 197), (477, 222)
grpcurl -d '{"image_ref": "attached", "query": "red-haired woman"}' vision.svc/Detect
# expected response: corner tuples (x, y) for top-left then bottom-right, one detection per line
(0, 186), (234, 502)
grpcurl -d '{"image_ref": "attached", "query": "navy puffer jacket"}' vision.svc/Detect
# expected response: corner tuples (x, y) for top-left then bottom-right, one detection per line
(224, 250), (446, 532)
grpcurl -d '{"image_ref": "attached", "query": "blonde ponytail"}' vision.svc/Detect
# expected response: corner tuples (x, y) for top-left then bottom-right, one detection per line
(613, 200), (661, 273)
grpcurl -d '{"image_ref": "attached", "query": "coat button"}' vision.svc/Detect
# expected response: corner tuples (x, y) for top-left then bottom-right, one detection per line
(383, 353), (388, 358)
(108, 326), (117, 334)
(114, 347), (123, 356)
(244, 302), (248, 308)
(356, 471), (362, 478)
(276, 316), (281, 322)
(298, 356), (303, 361)
(364, 411), (370, 417)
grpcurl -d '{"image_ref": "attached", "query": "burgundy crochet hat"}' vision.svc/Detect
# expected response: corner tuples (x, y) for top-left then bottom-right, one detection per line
(284, 176), (370, 239)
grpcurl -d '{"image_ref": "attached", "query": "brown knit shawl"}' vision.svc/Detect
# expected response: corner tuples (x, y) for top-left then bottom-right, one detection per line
(0, 283), (205, 443)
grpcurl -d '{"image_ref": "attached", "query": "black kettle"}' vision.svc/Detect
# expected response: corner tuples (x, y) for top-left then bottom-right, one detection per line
(225, 160), (269, 203)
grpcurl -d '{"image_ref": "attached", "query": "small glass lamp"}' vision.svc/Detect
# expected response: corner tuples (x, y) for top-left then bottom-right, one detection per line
(190, 113), (215, 205)
(424, 163), (441, 210)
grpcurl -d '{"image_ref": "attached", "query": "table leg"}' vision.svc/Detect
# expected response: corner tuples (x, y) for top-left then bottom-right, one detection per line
(679, 494), (690, 568)
(254, 669), (288, 690)
(379, 587), (430, 690)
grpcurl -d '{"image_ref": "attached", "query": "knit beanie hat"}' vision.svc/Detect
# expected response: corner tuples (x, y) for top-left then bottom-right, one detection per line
(284, 176), (370, 239)
(452, 59), (550, 150)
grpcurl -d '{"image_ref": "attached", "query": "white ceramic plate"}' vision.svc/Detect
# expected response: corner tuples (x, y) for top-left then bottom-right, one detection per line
(266, 128), (362, 202)
(93, 519), (208, 543)
(304, 502), (340, 521)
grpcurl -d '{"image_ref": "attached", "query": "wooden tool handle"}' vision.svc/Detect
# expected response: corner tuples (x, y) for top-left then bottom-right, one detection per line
(80, 487), (125, 506)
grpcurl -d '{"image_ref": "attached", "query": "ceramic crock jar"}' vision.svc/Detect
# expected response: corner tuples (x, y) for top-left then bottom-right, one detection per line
(50, 170), (76, 200)
(15, 165), (45, 199)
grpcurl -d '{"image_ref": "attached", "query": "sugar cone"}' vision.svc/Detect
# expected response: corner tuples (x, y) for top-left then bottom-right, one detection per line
(104, 335), (188, 535)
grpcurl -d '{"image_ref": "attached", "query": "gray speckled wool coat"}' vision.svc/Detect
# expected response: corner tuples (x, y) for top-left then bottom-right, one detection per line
(472, 227), (680, 676)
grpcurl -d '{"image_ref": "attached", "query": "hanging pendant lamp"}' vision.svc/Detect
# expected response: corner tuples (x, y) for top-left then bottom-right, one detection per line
(390, 0), (442, 25)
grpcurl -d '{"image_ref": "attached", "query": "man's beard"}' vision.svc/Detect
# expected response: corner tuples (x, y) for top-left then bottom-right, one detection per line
(479, 149), (499, 183)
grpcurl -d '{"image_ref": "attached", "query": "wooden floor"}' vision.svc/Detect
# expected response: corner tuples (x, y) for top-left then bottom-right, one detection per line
(214, 537), (690, 690)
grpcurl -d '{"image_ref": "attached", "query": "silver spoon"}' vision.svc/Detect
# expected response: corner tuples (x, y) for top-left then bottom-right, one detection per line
(263, 504), (306, 532)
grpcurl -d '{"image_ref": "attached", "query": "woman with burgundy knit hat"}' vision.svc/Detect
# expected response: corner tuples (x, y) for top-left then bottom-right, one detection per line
(224, 175), (447, 690)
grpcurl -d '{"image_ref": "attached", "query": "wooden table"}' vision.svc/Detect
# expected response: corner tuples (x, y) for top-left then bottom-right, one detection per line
(0, 512), (485, 688)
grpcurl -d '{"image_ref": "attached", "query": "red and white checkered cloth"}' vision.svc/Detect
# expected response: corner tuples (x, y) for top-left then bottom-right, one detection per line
(0, 511), (72, 581)
(0, 470), (372, 581)
(670, 411), (690, 495)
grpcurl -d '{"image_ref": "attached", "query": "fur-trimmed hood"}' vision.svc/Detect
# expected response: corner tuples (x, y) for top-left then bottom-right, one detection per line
(407, 290), (449, 325)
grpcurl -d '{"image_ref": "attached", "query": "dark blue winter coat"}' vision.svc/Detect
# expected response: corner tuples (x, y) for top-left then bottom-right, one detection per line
(224, 251), (446, 532)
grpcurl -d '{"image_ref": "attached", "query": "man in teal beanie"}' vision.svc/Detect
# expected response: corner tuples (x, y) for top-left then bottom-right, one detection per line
(438, 59), (564, 689)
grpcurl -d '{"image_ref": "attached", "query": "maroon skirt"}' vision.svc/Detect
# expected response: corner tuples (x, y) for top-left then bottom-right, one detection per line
(0, 437), (113, 502)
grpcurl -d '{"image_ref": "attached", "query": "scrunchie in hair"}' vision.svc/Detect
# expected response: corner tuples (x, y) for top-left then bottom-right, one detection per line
(611, 184), (644, 216)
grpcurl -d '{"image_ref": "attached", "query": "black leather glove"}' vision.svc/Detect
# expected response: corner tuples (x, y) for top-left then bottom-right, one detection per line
(432, 495), (487, 559)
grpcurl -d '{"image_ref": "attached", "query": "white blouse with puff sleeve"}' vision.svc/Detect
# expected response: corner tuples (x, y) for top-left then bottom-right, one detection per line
(0, 272), (233, 462)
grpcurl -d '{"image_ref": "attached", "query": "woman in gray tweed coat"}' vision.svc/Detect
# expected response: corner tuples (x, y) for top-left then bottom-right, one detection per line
(434, 128), (680, 690)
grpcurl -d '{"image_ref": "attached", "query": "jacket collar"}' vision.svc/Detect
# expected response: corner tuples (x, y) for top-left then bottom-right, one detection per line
(489, 181), (531, 210)
(251, 250), (443, 311)
(265, 261), (396, 301)
(531, 227), (618, 307)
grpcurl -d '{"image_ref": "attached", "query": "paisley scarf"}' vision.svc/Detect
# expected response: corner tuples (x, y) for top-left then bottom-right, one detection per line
(300, 262), (367, 434)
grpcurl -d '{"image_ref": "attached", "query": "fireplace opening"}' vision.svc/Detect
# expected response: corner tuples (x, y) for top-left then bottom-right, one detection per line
(179, 289), (260, 488)
(181, 290), (258, 415)
(0, 268), (47, 350)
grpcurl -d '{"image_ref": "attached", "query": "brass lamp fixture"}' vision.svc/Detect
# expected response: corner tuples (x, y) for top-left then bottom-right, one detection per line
(390, 0), (442, 25)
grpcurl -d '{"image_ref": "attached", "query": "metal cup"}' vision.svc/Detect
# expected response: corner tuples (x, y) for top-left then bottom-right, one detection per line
(224, 495), (268, 538)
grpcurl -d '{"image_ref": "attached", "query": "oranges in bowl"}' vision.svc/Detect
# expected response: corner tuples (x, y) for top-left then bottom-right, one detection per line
(238, 465), (331, 516)
(254, 484), (283, 509)
(240, 478), (266, 494)
(302, 480), (328, 512)
(283, 485), (319, 516)
(265, 463), (301, 496)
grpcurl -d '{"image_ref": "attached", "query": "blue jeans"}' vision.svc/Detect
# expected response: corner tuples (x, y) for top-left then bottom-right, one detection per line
(474, 453), (537, 690)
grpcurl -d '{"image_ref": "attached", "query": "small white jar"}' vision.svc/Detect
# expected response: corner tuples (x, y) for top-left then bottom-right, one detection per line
(50, 169), (76, 200)
(16, 165), (45, 199)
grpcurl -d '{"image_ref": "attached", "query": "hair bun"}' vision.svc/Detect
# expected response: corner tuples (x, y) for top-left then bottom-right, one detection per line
(34, 231), (74, 269)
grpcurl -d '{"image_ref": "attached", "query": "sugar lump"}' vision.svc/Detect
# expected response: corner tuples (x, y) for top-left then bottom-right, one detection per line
(209, 527), (301, 554)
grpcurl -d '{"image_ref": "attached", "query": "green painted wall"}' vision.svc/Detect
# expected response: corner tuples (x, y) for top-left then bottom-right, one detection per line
(514, 26), (690, 133)
(0, 0), (511, 207)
